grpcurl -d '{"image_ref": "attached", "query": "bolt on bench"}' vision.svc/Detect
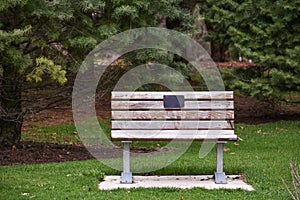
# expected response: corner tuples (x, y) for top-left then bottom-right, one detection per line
(111, 91), (237, 184)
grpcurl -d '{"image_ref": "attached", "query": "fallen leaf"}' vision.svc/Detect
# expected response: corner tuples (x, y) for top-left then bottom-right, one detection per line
(256, 130), (262, 134)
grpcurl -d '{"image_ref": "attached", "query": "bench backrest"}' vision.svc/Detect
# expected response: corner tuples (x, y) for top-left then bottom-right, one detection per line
(111, 91), (237, 141)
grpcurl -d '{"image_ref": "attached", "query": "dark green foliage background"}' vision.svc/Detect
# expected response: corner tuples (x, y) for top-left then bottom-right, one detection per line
(204, 0), (300, 100)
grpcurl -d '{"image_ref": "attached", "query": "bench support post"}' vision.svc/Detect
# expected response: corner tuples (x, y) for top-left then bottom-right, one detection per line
(214, 142), (227, 184)
(121, 141), (132, 184)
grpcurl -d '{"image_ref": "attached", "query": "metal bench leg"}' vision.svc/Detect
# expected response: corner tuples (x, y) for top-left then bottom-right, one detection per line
(121, 141), (132, 184)
(214, 142), (227, 184)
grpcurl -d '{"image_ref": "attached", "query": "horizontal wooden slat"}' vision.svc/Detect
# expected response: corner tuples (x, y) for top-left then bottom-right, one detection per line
(111, 100), (234, 110)
(112, 91), (233, 100)
(111, 130), (237, 141)
(112, 120), (234, 130)
(112, 110), (234, 120)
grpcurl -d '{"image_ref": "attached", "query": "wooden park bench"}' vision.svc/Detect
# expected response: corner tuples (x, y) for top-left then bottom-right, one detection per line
(111, 91), (237, 184)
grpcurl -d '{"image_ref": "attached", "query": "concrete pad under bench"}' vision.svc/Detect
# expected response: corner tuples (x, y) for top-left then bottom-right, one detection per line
(99, 175), (254, 191)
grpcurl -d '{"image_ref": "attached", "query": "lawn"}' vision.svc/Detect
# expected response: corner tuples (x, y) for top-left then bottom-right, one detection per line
(1, 120), (299, 199)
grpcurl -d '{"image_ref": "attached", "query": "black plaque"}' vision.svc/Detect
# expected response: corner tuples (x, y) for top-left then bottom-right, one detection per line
(163, 95), (184, 109)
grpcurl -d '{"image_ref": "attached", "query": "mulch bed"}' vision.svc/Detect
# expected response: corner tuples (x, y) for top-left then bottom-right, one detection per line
(0, 141), (94, 166)
(0, 141), (163, 166)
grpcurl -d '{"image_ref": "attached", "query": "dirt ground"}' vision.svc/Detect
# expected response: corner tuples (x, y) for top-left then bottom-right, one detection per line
(1, 94), (300, 166)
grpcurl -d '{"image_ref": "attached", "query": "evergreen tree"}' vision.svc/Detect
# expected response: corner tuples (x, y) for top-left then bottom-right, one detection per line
(0, 0), (190, 149)
(204, 0), (300, 100)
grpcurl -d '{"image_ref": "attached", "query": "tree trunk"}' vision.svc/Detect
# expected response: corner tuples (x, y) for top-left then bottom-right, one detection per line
(211, 42), (227, 62)
(191, 3), (211, 55)
(0, 65), (23, 149)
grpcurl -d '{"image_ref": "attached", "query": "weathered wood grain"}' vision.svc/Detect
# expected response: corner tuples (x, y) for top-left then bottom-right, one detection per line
(111, 91), (236, 141)
(112, 120), (234, 130)
(112, 110), (234, 120)
(111, 130), (237, 141)
(112, 91), (233, 100)
(111, 100), (234, 110)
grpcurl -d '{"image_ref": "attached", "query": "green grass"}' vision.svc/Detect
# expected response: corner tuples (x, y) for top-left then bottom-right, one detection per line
(1, 120), (299, 199)
(22, 123), (81, 145)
